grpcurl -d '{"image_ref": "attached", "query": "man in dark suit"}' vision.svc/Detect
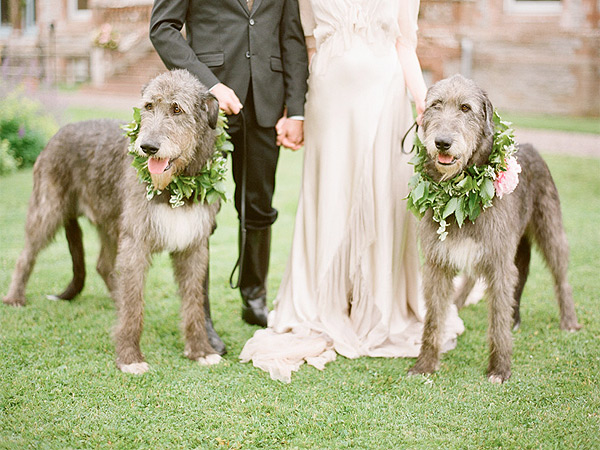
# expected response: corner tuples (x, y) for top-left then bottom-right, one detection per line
(149, 0), (309, 353)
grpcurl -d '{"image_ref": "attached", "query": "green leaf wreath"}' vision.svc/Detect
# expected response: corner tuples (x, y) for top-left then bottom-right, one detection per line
(121, 108), (233, 208)
(406, 110), (518, 241)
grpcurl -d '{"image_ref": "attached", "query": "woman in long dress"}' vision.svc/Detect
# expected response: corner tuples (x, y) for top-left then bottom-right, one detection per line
(240, 0), (465, 382)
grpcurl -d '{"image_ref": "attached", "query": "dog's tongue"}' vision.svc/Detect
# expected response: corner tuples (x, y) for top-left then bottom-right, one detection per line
(437, 154), (454, 164)
(148, 158), (169, 174)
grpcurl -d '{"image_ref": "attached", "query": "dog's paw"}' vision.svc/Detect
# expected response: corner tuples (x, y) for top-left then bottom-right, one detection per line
(196, 354), (222, 366)
(560, 320), (582, 332)
(487, 371), (510, 384)
(407, 360), (438, 377)
(119, 362), (150, 375)
(2, 296), (25, 307)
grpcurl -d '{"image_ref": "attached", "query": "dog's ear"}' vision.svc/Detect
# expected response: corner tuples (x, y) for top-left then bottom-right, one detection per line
(201, 93), (219, 129)
(141, 82), (150, 98)
(482, 92), (494, 137)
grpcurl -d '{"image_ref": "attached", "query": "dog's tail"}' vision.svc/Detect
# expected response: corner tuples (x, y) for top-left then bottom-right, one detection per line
(50, 219), (86, 301)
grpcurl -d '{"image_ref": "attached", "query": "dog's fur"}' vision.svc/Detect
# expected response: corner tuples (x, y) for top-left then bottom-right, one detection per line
(408, 75), (581, 383)
(3, 70), (223, 374)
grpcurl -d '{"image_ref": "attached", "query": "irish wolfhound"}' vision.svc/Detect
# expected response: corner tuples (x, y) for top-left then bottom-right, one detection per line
(408, 75), (581, 383)
(3, 70), (223, 374)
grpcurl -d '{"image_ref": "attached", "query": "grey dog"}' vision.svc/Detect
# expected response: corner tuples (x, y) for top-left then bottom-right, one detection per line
(3, 70), (223, 374)
(408, 75), (581, 383)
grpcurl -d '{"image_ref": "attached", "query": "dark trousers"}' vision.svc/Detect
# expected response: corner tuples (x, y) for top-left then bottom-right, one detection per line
(227, 87), (280, 230)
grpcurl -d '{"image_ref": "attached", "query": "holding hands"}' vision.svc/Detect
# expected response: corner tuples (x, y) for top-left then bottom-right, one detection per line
(276, 113), (304, 151)
(211, 83), (304, 151)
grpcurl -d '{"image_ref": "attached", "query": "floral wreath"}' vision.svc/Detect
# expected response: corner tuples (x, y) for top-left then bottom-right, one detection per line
(406, 110), (521, 241)
(121, 108), (233, 208)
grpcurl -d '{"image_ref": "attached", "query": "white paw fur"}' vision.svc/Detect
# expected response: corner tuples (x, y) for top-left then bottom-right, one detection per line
(197, 354), (222, 366)
(119, 362), (150, 374)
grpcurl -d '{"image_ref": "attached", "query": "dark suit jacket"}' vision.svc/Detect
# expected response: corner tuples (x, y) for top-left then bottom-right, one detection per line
(150, 0), (308, 128)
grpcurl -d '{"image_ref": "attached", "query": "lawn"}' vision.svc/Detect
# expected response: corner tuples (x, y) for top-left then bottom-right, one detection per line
(0, 106), (599, 449)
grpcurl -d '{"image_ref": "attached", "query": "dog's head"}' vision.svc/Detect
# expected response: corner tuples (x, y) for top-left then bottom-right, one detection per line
(134, 69), (219, 190)
(420, 74), (494, 181)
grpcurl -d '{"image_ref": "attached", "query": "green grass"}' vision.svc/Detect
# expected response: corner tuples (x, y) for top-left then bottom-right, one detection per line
(502, 112), (600, 135)
(62, 106), (134, 124)
(1, 107), (599, 448)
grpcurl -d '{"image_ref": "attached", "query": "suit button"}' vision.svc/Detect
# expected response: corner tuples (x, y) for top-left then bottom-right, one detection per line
(245, 51), (250, 58)
(249, 18), (255, 25)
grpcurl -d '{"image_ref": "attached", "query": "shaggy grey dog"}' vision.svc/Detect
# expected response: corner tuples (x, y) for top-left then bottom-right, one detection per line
(3, 70), (223, 374)
(408, 75), (581, 383)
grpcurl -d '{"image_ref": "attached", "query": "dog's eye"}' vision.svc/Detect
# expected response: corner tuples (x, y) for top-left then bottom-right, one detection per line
(172, 104), (183, 115)
(145, 103), (153, 111)
(460, 104), (471, 113)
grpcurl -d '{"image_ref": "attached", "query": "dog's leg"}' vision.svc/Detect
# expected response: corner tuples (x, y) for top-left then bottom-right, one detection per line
(47, 218), (86, 301)
(408, 262), (455, 376)
(171, 238), (221, 366)
(96, 227), (118, 298)
(3, 186), (66, 307)
(485, 262), (518, 384)
(453, 274), (477, 310)
(512, 236), (531, 330)
(114, 235), (151, 374)
(532, 188), (581, 331)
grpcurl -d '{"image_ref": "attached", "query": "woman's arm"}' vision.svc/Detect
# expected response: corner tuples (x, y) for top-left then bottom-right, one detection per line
(396, 43), (427, 124)
(396, 0), (427, 124)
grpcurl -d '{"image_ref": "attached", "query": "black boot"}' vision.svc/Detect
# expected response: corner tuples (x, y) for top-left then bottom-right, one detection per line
(240, 227), (271, 327)
(203, 265), (227, 355)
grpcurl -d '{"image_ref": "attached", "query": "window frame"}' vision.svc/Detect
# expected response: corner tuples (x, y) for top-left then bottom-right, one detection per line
(504, 0), (562, 14)
(68, 0), (92, 21)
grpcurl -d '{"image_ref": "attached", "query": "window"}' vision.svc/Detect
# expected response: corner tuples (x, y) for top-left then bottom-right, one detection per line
(0, 0), (37, 34)
(23, 0), (35, 30)
(1, 0), (10, 28)
(505, 0), (562, 14)
(69, 0), (91, 20)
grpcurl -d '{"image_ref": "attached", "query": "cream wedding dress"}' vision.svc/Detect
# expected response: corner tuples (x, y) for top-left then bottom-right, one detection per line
(240, 0), (464, 382)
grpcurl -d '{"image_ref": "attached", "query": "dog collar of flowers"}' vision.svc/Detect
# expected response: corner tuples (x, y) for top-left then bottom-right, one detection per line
(121, 108), (233, 208)
(406, 110), (520, 241)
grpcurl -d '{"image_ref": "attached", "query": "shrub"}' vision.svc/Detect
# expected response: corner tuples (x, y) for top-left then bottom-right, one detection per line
(0, 84), (59, 171)
(0, 139), (17, 175)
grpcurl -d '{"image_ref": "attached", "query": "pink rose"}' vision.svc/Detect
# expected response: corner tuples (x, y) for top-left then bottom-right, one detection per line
(494, 156), (521, 198)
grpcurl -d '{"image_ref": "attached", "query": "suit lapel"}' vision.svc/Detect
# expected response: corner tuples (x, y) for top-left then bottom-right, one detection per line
(235, 0), (250, 15)
(250, 0), (264, 15)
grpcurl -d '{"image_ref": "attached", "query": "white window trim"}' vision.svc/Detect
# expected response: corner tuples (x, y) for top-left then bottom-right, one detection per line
(504, 0), (562, 14)
(69, 0), (92, 21)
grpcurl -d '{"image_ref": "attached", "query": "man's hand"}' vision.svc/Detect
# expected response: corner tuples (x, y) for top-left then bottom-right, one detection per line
(210, 83), (243, 115)
(276, 117), (304, 151)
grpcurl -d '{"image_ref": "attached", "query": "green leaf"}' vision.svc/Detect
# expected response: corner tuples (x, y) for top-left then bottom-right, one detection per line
(457, 175), (473, 191)
(442, 197), (459, 219)
(481, 178), (495, 201)
(455, 197), (465, 227)
(411, 181), (426, 202)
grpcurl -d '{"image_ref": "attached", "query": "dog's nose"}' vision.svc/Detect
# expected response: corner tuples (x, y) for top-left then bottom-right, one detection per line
(435, 136), (453, 151)
(140, 143), (159, 155)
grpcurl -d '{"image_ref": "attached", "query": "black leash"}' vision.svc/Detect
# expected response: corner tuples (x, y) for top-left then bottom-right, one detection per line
(228, 109), (248, 289)
(401, 121), (419, 155)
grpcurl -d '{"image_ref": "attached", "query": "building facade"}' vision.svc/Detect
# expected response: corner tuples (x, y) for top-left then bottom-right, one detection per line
(1, 0), (598, 116)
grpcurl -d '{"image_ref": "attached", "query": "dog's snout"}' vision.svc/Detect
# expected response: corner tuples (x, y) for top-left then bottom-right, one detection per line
(140, 143), (159, 155)
(435, 136), (453, 152)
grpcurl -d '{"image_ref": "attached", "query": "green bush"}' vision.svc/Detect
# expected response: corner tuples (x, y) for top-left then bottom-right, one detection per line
(0, 139), (17, 175)
(0, 84), (59, 171)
